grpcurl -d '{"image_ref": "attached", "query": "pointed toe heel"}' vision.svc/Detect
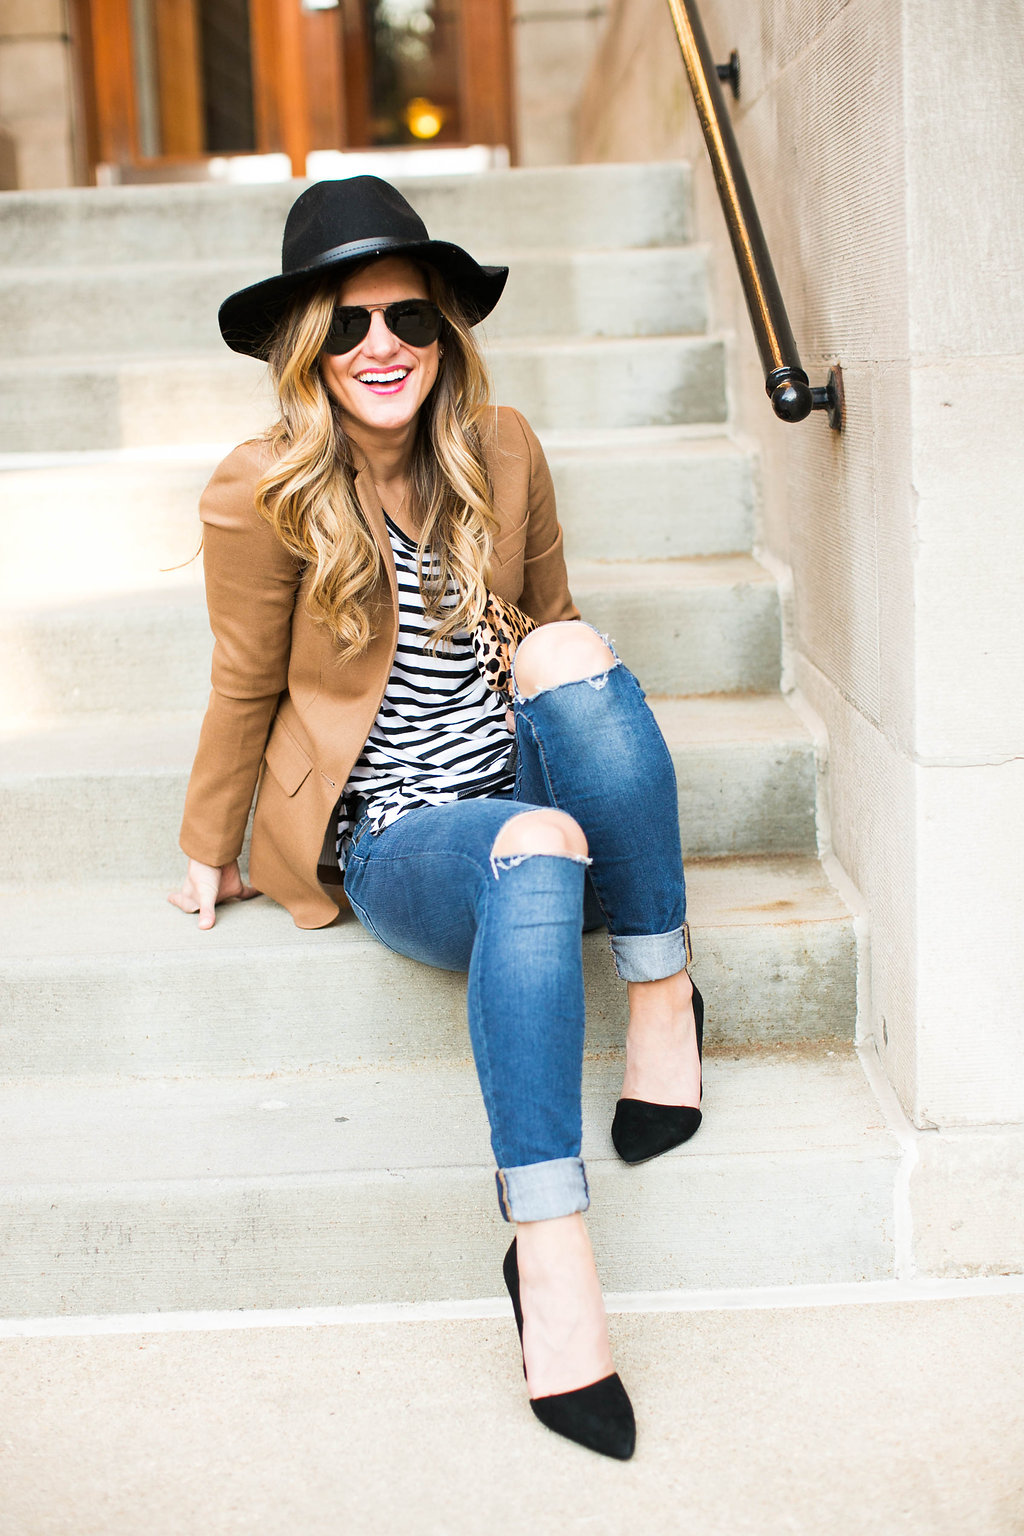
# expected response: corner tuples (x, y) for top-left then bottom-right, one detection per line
(530, 1372), (636, 1461)
(611, 1098), (702, 1164)
(502, 1239), (636, 1461)
(612, 982), (704, 1166)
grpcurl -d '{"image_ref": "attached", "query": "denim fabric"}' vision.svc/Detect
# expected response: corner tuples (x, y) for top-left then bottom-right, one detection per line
(513, 653), (689, 980)
(342, 648), (688, 1223)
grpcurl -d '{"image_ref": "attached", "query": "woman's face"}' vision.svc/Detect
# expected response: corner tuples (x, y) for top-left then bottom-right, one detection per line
(321, 257), (439, 441)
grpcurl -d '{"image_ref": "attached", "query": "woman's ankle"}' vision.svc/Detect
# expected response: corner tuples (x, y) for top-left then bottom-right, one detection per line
(626, 966), (693, 1019)
(513, 1214), (614, 1397)
(515, 1211), (593, 1273)
(621, 967), (700, 1105)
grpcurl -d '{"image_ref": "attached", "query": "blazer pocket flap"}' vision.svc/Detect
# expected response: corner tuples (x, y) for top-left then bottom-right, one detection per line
(264, 720), (314, 797)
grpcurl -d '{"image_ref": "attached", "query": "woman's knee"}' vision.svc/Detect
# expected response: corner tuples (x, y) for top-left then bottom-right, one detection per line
(491, 808), (588, 861)
(513, 621), (615, 700)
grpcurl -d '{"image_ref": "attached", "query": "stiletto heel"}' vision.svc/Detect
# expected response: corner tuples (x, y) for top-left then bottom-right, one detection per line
(611, 982), (704, 1164)
(502, 1239), (635, 1461)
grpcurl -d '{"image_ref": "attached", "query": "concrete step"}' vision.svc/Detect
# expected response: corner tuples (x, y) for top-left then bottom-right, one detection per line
(491, 335), (726, 434)
(575, 557), (780, 695)
(0, 336), (727, 452)
(548, 428), (756, 564)
(0, 163), (693, 269)
(0, 556), (779, 725)
(0, 431), (756, 605)
(0, 353), (272, 455)
(0, 248), (708, 359)
(0, 858), (855, 1079)
(2, 1300), (1012, 1536)
(0, 1048), (898, 1316)
(0, 695), (816, 883)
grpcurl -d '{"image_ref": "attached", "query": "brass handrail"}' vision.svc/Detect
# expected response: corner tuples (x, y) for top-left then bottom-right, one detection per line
(666, 0), (843, 428)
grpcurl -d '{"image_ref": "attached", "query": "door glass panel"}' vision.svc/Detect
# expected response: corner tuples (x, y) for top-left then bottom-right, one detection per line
(130, 0), (256, 158)
(199, 0), (256, 153)
(366, 0), (462, 146)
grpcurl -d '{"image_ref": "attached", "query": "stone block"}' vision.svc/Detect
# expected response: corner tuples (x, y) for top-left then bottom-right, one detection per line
(904, 0), (1024, 359)
(912, 1129), (1024, 1277)
(10, 118), (73, 189)
(914, 759), (1024, 1127)
(912, 359), (1024, 760)
(0, 37), (70, 117)
(793, 653), (919, 1114)
(0, 0), (66, 35)
(514, 13), (606, 167)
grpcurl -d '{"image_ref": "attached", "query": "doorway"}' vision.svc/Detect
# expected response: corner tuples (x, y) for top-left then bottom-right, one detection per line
(72, 0), (514, 180)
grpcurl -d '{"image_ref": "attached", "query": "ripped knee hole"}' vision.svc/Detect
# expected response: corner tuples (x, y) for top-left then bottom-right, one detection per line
(489, 810), (590, 877)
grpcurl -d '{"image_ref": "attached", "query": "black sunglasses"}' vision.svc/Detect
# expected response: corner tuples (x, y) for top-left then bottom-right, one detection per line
(322, 299), (442, 355)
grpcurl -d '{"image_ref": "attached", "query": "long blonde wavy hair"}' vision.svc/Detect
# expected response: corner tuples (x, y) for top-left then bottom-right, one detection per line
(254, 262), (498, 660)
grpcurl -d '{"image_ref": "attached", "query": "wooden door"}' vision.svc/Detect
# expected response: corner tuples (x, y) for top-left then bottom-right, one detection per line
(71, 0), (513, 182)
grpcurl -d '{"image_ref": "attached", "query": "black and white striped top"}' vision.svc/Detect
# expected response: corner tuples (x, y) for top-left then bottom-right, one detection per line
(337, 514), (516, 864)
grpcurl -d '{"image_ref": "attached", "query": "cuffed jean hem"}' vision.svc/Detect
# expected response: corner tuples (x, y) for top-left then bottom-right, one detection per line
(495, 1156), (590, 1223)
(609, 921), (692, 982)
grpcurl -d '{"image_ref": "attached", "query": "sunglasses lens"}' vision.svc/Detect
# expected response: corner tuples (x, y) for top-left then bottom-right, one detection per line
(323, 300), (442, 354)
(323, 307), (372, 354)
(387, 301), (442, 347)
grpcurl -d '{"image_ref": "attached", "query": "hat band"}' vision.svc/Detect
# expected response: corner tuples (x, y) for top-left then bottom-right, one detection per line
(290, 234), (423, 276)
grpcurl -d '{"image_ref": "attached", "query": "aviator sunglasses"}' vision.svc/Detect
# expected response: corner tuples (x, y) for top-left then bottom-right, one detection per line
(322, 299), (442, 355)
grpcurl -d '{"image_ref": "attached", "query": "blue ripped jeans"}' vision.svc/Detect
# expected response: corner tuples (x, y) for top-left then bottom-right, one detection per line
(341, 645), (689, 1223)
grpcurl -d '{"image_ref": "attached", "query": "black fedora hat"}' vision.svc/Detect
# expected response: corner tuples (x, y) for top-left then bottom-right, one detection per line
(218, 176), (508, 360)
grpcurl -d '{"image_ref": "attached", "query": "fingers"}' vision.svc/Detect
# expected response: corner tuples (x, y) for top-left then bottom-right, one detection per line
(168, 865), (261, 929)
(195, 879), (219, 931)
(166, 870), (219, 929)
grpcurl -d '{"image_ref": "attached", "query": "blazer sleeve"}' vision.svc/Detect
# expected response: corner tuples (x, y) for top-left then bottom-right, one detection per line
(179, 440), (303, 868)
(511, 410), (580, 625)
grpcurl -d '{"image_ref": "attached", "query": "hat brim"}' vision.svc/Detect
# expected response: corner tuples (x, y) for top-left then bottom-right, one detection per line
(218, 237), (508, 360)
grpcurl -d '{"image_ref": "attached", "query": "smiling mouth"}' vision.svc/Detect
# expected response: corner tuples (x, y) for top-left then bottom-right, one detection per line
(357, 368), (410, 389)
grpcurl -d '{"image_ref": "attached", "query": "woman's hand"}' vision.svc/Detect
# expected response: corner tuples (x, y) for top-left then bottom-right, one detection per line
(167, 858), (260, 930)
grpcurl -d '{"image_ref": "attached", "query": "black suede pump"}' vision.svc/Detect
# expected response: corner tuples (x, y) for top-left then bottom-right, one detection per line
(610, 982), (704, 1164)
(502, 1239), (635, 1461)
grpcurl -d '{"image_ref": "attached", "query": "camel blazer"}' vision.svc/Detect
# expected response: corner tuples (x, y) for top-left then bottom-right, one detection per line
(179, 405), (579, 928)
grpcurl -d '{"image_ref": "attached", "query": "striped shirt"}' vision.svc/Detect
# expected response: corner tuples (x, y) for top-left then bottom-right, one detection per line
(336, 514), (516, 864)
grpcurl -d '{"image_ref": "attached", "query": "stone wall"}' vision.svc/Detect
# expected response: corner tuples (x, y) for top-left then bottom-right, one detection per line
(578, 0), (1024, 1268)
(513, 0), (608, 164)
(0, 0), (76, 188)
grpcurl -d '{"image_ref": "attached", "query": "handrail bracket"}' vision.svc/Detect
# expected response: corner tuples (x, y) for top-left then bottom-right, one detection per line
(766, 363), (845, 430)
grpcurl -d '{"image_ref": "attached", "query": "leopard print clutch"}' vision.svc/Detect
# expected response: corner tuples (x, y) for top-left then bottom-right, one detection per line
(470, 591), (537, 705)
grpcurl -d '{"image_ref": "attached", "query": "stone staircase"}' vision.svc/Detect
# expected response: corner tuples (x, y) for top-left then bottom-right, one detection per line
(0, 163), (899, 1318)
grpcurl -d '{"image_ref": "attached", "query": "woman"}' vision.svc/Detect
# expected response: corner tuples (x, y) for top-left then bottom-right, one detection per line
(169, 177), (703, 1461)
